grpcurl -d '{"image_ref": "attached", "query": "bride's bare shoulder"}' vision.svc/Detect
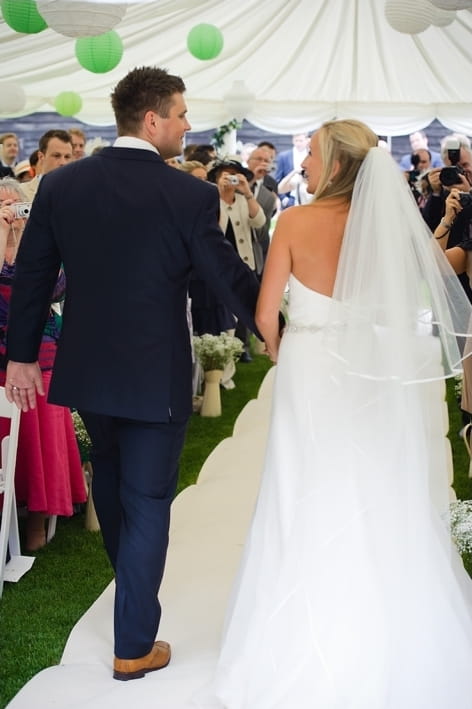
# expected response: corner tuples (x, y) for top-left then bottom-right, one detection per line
(276, 202), (346, 230)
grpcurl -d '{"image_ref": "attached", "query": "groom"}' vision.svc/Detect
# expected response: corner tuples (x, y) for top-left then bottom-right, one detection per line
(5, 66), (261, 680)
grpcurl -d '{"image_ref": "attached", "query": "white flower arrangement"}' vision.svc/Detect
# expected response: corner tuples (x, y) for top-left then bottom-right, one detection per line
(447, 500), (472, 555)
(72, 410), (92, 462)
(193, 332), (244, 371)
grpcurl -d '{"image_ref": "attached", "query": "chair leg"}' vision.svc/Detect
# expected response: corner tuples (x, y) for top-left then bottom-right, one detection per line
(46, 515), (57, 543)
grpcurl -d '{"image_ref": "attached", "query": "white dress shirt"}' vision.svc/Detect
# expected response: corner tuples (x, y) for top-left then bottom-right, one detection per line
(113, 137), (159, 155)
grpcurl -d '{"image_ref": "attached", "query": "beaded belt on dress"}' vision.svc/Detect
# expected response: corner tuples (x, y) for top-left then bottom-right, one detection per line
(285, 323), (325, 334)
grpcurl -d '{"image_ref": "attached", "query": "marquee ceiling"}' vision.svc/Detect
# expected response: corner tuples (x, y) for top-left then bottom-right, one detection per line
(1, 0), (472, 135)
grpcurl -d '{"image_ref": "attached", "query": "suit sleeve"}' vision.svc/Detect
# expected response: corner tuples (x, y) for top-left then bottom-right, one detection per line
(275, 153), (287, 184)
(6, 180), (62, 363)
(187, 188), (261, 338)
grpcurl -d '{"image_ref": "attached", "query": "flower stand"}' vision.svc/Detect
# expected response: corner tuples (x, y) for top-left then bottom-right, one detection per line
(200, 369), (223, 417)
(83, 462), (100, 532)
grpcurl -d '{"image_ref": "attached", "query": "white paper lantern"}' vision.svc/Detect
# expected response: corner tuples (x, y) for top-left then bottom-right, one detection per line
(429, 0), (472, 9)
(430, 6), (456, 25)
(223, 80), (255, 122)
(37, 0), (126, 38)
(385, 0), (435, 33)
(0, 83), (26, 114)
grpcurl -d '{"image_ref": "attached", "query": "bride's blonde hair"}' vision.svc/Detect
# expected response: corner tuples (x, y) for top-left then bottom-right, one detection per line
(313, 119), (378, 203)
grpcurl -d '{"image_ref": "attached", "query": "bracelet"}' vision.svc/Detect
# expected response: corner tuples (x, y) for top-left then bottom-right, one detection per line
(245, 194), (253, 200)
(440, 217), (453, 230)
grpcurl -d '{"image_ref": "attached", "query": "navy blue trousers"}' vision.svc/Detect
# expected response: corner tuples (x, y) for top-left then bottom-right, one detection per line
(79, 412), (188, 659)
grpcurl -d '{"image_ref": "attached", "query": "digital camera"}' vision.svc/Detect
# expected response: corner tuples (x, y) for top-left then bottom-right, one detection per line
(228, 175), (239, 185)
(407, 169), (420, 185)
(459, 191), (472, 209)
(439, 165), (464, 187)
(13, 202), (32, 219)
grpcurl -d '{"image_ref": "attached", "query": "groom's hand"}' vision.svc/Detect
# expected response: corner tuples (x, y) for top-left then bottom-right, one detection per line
(5, 361), (44, 411)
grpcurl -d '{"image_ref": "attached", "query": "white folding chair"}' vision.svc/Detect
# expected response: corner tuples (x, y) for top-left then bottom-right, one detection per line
(0, 386), (28, 597)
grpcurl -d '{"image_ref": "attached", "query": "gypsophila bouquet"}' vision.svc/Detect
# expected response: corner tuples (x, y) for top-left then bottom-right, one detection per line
(193, 332), (244, 371)
(446, 500), (472, 555)
(72, 410), (92, 463)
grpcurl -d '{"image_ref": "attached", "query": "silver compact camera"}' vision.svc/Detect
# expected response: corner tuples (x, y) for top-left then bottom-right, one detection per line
(13, 202), (32, 219)
(228, 175), (239, 185)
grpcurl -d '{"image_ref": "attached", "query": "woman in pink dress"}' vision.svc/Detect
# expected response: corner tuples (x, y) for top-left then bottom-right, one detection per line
(0, 178), (86, 551)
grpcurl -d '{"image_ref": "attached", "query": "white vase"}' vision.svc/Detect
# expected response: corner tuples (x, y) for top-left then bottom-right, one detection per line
(83, 462), (100, 532)
(200, 369), (223, 417)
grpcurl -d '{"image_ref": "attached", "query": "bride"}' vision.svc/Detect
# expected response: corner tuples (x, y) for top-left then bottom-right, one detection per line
(198, 119), (472, 708)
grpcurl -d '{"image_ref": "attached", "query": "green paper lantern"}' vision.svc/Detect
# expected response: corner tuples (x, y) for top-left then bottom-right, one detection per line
(54, 91), (83, 117)
(1, 0), (47, 34)
(75, 30), (123, 74)
(187, 23), (223, 61)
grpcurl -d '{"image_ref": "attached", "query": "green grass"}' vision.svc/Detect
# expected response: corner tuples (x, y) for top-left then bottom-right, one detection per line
(0, 355), (272, 709)
(0, 363), (470, 708)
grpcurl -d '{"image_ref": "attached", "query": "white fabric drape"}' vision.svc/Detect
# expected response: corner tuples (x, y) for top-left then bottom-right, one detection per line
(1, 0), (472, 132)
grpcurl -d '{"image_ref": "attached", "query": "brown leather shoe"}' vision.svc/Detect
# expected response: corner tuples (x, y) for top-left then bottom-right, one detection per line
(113, 640), (171, 681)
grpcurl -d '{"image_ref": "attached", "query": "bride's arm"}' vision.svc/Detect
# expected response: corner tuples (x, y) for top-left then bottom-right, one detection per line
(256, 210), (292, 362)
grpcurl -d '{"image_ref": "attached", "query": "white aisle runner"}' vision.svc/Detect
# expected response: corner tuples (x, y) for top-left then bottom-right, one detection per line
(7, 368), (275, 709)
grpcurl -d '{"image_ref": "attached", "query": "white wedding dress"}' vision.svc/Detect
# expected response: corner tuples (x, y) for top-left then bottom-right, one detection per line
(196, 272), (472, 709)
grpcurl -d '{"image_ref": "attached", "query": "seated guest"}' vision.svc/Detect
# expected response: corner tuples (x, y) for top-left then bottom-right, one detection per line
(68, 127), (86, 161)
(185, 144), (216, 166)
(178, 160), (208, 180)
(29, 149), (39, 177)
(183, 143), (198, 160)
(0, 133), (19, 178)
(0, 177), (86, 550)
(21, 130), (73, 202)
(13, 160), (33, 183)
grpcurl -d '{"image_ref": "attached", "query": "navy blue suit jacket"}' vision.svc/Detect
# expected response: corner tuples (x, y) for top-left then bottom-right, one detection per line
(7, 147), (260, 422)
(275, 149), (294, 184)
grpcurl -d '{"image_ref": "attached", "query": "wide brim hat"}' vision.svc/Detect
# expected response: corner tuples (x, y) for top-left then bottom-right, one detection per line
(13, 160), (31, 178)
(207, 155), (253, 183)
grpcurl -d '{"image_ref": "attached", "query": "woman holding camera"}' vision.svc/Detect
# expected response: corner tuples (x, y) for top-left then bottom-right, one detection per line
(189, 158), (265, 348)
(434, 187), (472, 418)
(208, 157), (266, 273)
(0, 177), (86, 551)
(204, 158), (266, 360)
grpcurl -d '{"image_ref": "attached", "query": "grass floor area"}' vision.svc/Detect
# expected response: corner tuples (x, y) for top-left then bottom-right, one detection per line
(0, 364), (471, 708)
(0, 355), (272, 709)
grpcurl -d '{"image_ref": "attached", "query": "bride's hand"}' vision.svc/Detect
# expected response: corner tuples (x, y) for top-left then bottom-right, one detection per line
(263, 337), (280, 363)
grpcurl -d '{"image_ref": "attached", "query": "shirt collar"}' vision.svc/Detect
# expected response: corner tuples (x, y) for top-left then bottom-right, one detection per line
(113, 136), (159, 155)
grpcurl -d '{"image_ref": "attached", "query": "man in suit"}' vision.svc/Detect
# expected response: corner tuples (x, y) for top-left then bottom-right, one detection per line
(275, 133), (310, 209)
(5, 67), (261, 681)
(257, 140), (278, 193)
(247, 147), (277, 264)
